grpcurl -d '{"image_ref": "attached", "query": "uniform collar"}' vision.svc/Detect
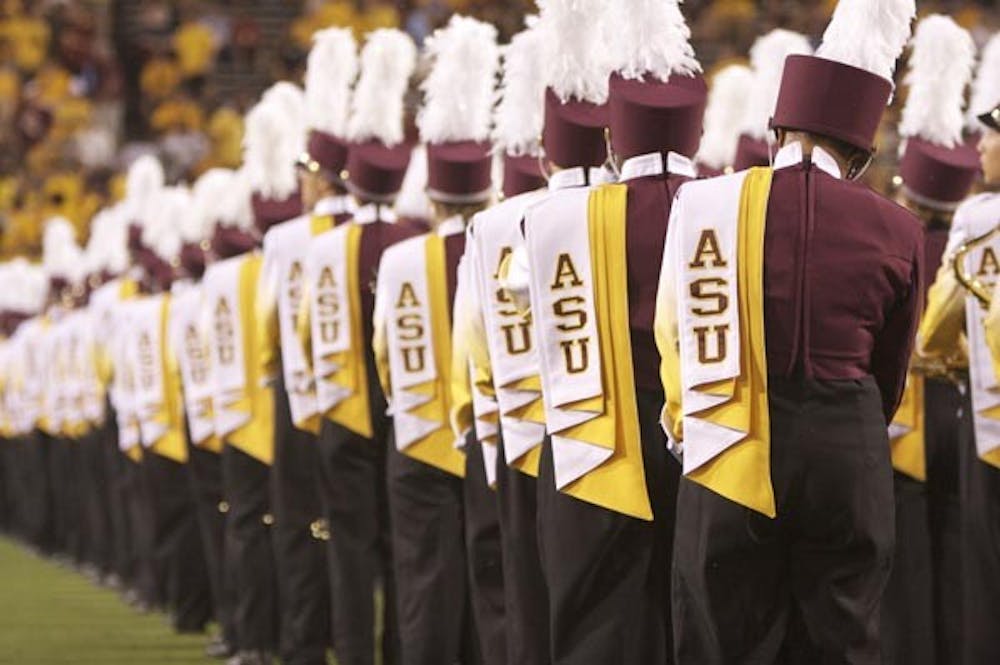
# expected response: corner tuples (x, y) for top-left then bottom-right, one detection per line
(313, 195), (354, 217)
(619, 151), (697, 182)
(773, 141), (842, 179)
(435, 215), (466, 237)
(353, 204), (397, 225)
(548, 166), (614, 191)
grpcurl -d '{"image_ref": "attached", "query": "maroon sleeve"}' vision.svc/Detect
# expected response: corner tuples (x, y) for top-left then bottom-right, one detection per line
(870, 232), (925, 423)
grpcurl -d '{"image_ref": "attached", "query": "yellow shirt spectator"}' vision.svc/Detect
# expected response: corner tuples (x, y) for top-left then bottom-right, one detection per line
(152, 97), (206, 133)
(174, 21), (217, 78)
(141, 57), (182, 101)
(207, 107), (244, 168)
(1, 13), (50, 74)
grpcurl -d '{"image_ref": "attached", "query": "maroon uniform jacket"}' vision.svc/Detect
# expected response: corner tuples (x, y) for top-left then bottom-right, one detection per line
(764, 143), (924, 421)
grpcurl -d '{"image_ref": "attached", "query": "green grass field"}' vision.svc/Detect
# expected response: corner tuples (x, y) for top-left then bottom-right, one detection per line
(0, 537), (215, 664)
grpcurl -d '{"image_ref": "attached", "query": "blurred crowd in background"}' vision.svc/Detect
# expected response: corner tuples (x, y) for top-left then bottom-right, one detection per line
(1, 0), (997, 261)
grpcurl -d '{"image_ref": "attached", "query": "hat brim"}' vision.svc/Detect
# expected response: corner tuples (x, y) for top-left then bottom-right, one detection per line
(978, 107), (1000, 132)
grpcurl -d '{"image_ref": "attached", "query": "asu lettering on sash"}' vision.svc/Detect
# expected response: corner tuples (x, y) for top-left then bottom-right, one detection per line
(396, 282), (427, 373)
(316, 266), (341, 345)
(684, 227), (733, 366)
(215, 298), (235, 365)
(550, 253), (592, 374)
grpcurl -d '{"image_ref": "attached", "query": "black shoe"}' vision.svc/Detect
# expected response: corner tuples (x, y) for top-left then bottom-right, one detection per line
(226, 651), (274, 665)
(205, 635), (236, 659)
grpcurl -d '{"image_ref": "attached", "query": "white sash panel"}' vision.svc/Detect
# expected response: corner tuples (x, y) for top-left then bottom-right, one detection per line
(262, 217), (319, 426)
(306, 225), (353, 414)
(964, 229), (1000, 459)
(662, 172), (748, 474)
(132, 295), (167, 448)
(112, 302), (141, 451)
(472, 191), (549, 465)
(524, 188), (608, 489)
(375, 236), (441, 450)
(170, 284), (215, 446)
(203, 256), (250, 438)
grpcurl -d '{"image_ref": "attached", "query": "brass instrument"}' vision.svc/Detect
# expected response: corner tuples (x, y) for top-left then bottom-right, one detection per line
(953, 225), (1000, 308)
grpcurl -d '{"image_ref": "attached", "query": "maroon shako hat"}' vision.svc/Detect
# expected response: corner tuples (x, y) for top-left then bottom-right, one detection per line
(609, 73), (707, 161)
(418, 16), (499, 205)
(345, 141), (413, 203)
(899, 139), (980, 210)
(502, 154), (546, 198)
(343, 29), (418, 204)
(543, 90), (609, 169)
(771, 0), (916, 154)
(425, 141), (494, 204)
(896, 15), (979, 211)
(299, 130), (351, 181)
(732, 135), (771, 170)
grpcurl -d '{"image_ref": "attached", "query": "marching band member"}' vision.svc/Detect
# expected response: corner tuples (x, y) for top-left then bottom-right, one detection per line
(373, 15), (499, 664)
(923, 32), (1000, 663)
(258, 29), (359, 664)
(202, 91), (297, 663)
(657, 0), (920, 660)
(172, 167), (239, 659)
(522, 1), (706, 661)
(881, 16), (978, 665)
(302, 27), (419, 665)
(133, 185), (213, 633)
(465, 18), (551, 665)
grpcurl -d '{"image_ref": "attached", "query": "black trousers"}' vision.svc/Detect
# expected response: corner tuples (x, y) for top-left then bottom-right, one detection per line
(104, 421), (135, 585)
(188, 444), (236, 644)
(537, 389), (678, 665)
(959, 388), (1000, 665)
(672, 376), (894, 665)
(387, 442), (478, 665)
(880, 472), (934, 665)
(317, 415), (398, 665)
(126, 453), (160, 605)
(270, 380), (329, 665)
(83, 425), (115, 575)
(144, 451), (213, 632)
(463, 437), (506, 665)
(924, 378), (963, 664)
(495, 439), (549, 665)
(222, 444), (279, 652)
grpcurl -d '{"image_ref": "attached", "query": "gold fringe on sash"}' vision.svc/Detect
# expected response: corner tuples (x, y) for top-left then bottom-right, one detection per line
(889, 373), (925, 480)
(226, 255), (276, 465)
(150, 295), (188, 463)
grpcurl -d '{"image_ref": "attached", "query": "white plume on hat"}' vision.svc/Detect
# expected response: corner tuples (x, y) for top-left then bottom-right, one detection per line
(187, 168), (235, 243)
(899, 15), (976, 148)
(418, 15), (500, 145)
(696, 64), (754, 169)
(124, 153), (165, 222)
(306, 27), (358, 137)
(144, 186), (188, 263)
(347, 29), (417, 146)
(816, 0), (916, 84)
(609, 0), (700, 82)
(536, 0), (615, 105)
(492, 21), (547, 157)
(394, 145), (433, 220)
(741, 30), (812, 139)
(243, 90), (302, 200)
(5, 259), (48, 313)
(217, 167), (254, 231)
(84, 204), (130, 276)
(43, 217), (84, 284)
(968, 33), (1000, 129)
